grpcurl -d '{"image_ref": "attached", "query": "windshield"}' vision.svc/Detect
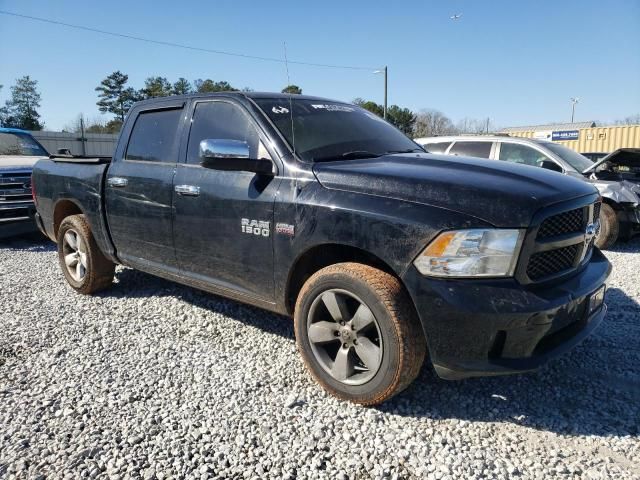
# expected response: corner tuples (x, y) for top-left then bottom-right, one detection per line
(543, 142), (593, 172)
(0, 132), (48, 157)
(253, 98), (423, 162)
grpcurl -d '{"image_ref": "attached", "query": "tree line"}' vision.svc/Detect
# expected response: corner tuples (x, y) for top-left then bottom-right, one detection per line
(0, 71), (482, 136)
(1, 73), (639, 138)
(90, 71), (304, 133)
(88, 70), (484, 136)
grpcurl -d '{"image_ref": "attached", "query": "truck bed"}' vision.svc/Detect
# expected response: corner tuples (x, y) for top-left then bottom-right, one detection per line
(32, 158), (116, 261)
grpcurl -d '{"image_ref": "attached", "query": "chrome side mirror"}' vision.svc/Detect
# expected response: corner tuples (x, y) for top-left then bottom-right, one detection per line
(199, 139), (250, 160)
(199, 139), (273, 175)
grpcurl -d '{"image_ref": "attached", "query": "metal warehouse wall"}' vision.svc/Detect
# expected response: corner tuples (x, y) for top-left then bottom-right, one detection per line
(507, 125), (640, 153)
(30, 131), (119, 157)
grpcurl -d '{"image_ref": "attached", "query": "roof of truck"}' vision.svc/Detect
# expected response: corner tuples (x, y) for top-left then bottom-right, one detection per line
(132, 91), (346, 108)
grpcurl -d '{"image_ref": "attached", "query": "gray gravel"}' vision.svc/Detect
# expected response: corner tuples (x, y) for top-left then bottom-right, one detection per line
(1, 234), (639, 479)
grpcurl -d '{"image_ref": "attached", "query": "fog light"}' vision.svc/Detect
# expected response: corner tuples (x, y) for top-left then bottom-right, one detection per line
(589, 286), (606, 313)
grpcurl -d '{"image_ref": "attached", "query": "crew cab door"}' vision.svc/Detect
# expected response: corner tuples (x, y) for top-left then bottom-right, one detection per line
(172, 99), (281, 301)
(105, 101), (185, 268)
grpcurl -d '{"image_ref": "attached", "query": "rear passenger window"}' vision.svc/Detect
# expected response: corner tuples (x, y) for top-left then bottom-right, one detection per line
(423, 142), (451, 154)
(449, 141), (492, 158)
(125, 108), (182, 162)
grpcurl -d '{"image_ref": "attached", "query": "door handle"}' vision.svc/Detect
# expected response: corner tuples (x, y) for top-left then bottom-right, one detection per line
(107, 177), (128, 188)
(174, 184), (200, 196)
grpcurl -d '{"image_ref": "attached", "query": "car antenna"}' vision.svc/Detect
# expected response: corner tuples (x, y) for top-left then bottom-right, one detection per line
(283, 41), (296, 156)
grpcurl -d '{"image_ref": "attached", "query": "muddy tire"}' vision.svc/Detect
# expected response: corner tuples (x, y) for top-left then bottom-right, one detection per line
(294, 262), (426, 405)
(57, 214), (115, 294)
(595, 203), (619, 250)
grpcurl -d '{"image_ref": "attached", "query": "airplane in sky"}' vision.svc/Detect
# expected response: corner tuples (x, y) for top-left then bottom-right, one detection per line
(450, 14), (463, 20)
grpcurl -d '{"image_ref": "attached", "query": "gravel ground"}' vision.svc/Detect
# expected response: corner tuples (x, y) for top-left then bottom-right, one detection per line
(0, 234), (638, 480)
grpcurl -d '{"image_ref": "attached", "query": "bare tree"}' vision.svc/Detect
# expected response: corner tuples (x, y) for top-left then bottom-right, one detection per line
(413, 109), (457, 137)
(613, 114), (640, 125)
(456, 117), (495, 134)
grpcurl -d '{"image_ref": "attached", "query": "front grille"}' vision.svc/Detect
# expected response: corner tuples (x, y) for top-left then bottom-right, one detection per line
(519, 199), (598, 283)
(0, 190), (32, 202)
(593, 201), (601, 221)
(0, 170), (33, 222)
(537, 207), (583, 239)
(0, 172), (32, 203)
(526, 244), (580, 281)
(0, 207), (30, 221)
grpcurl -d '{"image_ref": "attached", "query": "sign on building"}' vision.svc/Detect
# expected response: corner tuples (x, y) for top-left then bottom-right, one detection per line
(533, 130), (552, 140)
(551, 130), (579, 141)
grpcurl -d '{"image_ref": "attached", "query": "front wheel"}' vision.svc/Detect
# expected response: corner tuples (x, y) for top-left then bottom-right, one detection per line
(294, 263), (426, 405)
(57, 214), (115, 294)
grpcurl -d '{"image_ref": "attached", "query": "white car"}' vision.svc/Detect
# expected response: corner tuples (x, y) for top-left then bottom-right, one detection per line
(414, 135), (640, 249)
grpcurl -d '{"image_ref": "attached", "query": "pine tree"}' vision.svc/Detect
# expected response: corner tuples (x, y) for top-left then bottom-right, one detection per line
(140, 76), (172, 99)
(281, 85), (302, 95)
(1, 76), (44, 130)
(172, 78), (192, 95)
(194, 79), (236, 93)
(95, 71), (139, 122)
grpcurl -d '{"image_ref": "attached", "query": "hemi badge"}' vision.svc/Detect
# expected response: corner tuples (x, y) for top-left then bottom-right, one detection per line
(276, 223), (295, 236)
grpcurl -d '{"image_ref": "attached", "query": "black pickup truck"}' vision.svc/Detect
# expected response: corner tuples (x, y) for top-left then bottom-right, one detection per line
(32, 92), (611, 405)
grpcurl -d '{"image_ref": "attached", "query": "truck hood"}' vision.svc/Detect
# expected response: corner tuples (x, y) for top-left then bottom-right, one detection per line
(0, 155), (48, 170)
(312, 153), (597, 227)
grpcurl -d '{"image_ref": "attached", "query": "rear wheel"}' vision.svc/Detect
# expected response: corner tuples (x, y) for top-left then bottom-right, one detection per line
(294, 263), (426, 405)
(57, 214), (115, 294)
(595, 203), (619, 250)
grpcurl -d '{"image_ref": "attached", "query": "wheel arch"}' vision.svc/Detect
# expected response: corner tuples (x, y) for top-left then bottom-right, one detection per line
(53, 199), (85, 239)
(601, 196), (621, 211)
(285, 243), (402, 316)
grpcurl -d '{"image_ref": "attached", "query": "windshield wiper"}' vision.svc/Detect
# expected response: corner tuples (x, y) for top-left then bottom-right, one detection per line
(314, 150), (382, 162)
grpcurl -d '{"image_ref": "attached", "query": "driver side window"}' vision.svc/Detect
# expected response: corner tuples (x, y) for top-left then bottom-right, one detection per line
(498, 143), (549, 167)
(187, 101), (265, 165)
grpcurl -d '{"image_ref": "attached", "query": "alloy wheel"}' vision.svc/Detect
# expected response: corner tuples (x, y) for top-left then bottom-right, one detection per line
(306, 289), (383, 385)
(62, 229), (88, 282)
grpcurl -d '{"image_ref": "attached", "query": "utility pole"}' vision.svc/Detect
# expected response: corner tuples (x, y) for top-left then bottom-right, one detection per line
(374, 66), (388, 119)
(570, 97), (579, 123)
(383, 66), (388, 120)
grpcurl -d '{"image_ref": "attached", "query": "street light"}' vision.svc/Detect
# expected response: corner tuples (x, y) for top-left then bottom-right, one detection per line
(570, 97), (579, 123)
(373, 66), (388, 119)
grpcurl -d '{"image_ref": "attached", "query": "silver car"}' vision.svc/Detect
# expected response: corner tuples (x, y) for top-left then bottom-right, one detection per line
(414, 135), (640, 249)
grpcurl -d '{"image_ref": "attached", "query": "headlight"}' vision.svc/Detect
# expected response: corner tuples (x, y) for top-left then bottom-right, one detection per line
(413, 229), (524, 277)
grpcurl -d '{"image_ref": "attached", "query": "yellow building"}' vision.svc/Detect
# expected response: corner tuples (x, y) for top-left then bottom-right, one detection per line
(499, 122), (640, 154)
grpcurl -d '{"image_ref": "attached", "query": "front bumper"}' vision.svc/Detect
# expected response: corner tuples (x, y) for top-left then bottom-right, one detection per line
(403, 249), (612, 380)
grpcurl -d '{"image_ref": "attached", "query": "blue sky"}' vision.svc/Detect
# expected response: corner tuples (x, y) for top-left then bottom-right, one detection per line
(1, 0), (639, 130)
